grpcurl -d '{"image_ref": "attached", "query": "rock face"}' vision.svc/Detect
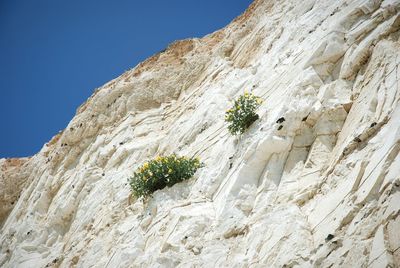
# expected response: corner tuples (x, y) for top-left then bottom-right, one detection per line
(1, 0), (400, 267)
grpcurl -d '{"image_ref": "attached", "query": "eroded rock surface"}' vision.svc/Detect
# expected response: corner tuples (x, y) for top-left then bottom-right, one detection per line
(1, 0), (400, 267)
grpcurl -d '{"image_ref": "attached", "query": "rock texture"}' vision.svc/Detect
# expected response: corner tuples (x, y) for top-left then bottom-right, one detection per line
(1, 0), (400, 267)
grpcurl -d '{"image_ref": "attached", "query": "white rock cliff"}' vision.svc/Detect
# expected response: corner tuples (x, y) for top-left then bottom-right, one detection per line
(1, 0), (400, 267)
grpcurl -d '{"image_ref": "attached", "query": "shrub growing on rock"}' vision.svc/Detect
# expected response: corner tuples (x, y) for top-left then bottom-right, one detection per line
(225, 92), (263, 135)
(130, 155), (204, 198)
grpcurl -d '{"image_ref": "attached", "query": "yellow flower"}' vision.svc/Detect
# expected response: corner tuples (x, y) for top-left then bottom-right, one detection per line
(155, 155), (162, 161)
(143, 162), (149, 169)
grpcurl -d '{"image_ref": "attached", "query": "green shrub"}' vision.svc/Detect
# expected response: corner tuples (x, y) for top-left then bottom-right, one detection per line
(130, 154), (204, 198)
(225, 92), (263, 135)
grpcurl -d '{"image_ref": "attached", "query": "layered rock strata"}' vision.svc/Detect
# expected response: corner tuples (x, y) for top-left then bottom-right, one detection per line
(1, 0), (400, 267)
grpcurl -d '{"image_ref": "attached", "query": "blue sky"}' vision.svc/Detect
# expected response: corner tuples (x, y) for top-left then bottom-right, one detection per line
(0, 0), (252, 158)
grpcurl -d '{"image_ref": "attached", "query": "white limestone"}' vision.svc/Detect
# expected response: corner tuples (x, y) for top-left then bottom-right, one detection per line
(1, 0), (400, 267)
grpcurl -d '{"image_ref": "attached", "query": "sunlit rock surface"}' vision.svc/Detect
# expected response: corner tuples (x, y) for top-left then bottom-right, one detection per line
(1, 0), (400, 267)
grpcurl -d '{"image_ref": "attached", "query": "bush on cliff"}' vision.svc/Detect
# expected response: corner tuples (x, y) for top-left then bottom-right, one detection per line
(225, 92), (263, 135)
(130, 154), (204, 198)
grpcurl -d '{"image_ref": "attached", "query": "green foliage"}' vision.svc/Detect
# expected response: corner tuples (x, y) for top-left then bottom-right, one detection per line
(225, 92), (263, 135)
(130, 154), (204, 198)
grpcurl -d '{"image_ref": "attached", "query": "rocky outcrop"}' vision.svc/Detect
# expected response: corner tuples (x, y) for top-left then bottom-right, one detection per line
(1, 0), (400, 267)
(0, 158), (30, 225)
